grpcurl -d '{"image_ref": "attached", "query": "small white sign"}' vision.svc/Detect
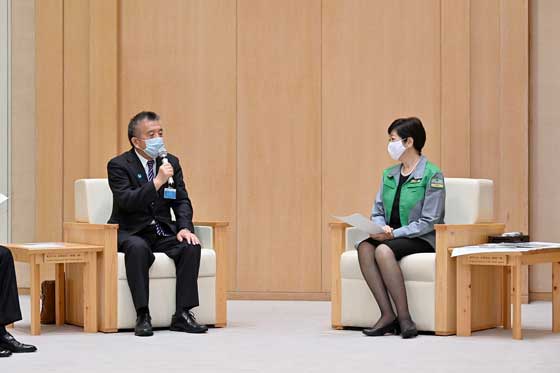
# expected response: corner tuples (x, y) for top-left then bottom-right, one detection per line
(20, 242), (66, 249)
(451, 242), (560, 257)
(0, 193), (7, 205)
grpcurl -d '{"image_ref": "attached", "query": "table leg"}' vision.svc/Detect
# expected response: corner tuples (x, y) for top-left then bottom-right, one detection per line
(456, 256), (472, 336)
(502, 266), (511, 329)
(512, 258), (522, 340)
(55, 263), (65, 326)
(83, 252), (98, 333)
(30, 256), (41, 335)
(552, 262), (560, 333)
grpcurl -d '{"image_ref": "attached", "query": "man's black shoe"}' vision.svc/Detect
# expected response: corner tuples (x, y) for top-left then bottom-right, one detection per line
(0, 332), (37, 353)
(134, 313), (153, 337)
(170, 310), (208, 334)
(0, 348), (12, 357)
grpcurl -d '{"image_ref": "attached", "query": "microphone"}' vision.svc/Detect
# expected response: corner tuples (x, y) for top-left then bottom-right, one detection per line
(158, 148), (175, 187)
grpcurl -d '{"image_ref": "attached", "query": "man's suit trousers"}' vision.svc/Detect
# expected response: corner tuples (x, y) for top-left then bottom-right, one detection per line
(0, 246), (22, 326)
(118, 225), (201, 314)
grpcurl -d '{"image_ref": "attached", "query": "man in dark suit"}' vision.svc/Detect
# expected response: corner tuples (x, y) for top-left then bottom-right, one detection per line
(0, 246), (38, 357)
(107, 111), (207, 337)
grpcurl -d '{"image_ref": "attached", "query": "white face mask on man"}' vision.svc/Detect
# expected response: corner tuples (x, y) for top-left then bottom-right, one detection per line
(387, 138), (407, 161)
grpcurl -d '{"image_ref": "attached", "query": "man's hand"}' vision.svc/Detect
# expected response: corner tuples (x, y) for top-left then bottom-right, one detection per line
(154, 162), (174, 191)
(177, 228), (200, 245)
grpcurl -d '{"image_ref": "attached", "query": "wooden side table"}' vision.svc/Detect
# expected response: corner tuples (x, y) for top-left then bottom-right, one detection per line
(453, 247), (560, 340)
(4, 242), (103, 335)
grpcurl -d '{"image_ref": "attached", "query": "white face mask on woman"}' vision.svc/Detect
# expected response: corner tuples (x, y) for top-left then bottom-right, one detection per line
(387, 138), (407, 161)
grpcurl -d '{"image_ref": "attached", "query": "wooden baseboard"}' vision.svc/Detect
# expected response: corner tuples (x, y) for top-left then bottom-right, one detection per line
(18, 287), (30, 295)
(228, 291), (330, 301)
(529, 291), (552, 301)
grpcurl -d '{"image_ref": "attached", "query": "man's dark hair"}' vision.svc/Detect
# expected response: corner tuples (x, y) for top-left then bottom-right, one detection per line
(387, 117), (426, 155)
(128, 111), (160, 146)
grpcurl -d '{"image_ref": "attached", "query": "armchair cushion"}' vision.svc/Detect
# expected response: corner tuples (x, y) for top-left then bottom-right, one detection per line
(340, 251), (435, 282)
(400, 253), (435, 282)
(117, 249), (216, 280)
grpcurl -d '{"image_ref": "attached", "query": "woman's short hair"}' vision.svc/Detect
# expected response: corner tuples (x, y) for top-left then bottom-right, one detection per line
(387, 117), (426, 154)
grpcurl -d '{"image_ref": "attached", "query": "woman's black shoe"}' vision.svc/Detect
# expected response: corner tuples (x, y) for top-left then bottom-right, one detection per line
(362, 319), (400, 336)
(400, 320), (418, 339)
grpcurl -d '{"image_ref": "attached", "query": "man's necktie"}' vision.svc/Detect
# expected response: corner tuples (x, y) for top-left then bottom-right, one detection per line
(146, 160), (167, 236)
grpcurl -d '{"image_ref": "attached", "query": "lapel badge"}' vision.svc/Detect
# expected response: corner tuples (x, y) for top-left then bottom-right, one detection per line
(137, 173), (142, 179)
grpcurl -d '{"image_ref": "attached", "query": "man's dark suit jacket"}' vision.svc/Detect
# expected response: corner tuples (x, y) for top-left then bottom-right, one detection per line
(107, 148), (195, 245)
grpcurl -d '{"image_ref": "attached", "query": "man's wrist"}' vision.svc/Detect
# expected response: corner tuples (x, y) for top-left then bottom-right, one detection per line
(153, 178), (163, 191)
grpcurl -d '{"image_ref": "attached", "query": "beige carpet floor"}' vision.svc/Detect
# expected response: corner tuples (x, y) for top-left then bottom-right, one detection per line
(2, 297), (559, 372)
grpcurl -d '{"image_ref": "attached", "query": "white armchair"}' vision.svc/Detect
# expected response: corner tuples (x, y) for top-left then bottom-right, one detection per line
(63, 179), (228, 332)
(331, 178), (505, 335)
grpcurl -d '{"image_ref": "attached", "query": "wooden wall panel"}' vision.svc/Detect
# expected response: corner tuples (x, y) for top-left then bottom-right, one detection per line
(119, 0), (237, 289)
(11, 0), (36, 288)
(36, 0), (63, 241)
(470, 0), (501, 219)
(237, 0), (322, 294)
(529, 0), (560, 294)
(322, 0), (441, 291)
(89, 0), (118, 177)
(62, 0), (118, 222)
(498, 0), (529, 233)
(441, 0), (470, 178)
(63, 0), (90, 223)
(470, 0), (529, 232)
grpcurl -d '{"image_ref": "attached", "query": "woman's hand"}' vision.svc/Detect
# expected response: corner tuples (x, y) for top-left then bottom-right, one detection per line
(382, 225), (393, 234)
(370, 228), (394, 242)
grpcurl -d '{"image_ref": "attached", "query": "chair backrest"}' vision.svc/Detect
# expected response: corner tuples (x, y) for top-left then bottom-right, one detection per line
(345, 178), (494, 250)
(74, 179), (213, 248)
(75, 179), (112, 225)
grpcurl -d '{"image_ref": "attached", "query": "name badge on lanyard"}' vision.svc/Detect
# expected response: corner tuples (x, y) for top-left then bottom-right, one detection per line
(164, 187), (176, 200)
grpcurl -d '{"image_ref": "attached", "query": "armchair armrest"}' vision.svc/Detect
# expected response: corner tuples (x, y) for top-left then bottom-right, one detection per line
(63, 222), (119, 332)
(194, 221), (229, 327)
(434, 223), (505, 335)
(193, 221), (229, 228)
(329, 222), (350, 329)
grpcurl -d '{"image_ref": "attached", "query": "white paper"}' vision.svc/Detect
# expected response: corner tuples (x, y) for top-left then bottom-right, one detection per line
(333, 213), (384, 235)
(451, 242), (560, 257)
(19, 242), (66, 249)
(0, 193), (7, 205)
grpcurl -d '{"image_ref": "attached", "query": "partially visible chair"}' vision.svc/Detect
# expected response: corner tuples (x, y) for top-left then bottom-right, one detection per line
(63, 178), (228, 332)
(331, 178), (505, 335)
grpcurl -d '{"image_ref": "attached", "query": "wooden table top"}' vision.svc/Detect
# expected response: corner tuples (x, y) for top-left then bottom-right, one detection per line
(2, 242), (103, 255)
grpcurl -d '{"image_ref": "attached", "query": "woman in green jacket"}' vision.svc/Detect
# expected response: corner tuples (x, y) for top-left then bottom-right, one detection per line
(358, 117), (445, 339)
